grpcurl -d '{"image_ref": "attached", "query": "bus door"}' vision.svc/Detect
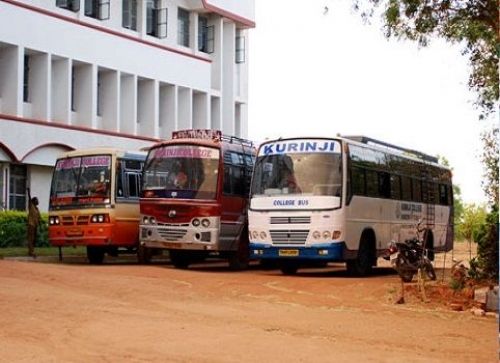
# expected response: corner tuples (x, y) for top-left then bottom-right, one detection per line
(220, 149), (253, 250)
(114, 158), (143, 245)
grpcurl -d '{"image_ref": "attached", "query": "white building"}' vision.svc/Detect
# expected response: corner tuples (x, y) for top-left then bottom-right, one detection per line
(0, 0), (254, 211)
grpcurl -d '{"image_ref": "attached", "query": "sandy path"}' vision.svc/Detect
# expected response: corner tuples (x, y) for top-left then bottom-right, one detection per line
(0, 259), (496, 362)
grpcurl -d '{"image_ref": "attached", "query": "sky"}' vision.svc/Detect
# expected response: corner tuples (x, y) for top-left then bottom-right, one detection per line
(247, 0), (497, 204)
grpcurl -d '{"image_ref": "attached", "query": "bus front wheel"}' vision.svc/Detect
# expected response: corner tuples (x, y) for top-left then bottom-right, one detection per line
(87, 246), (105, 264)
(280, 262), (299, 275)
(137, 244), (153, 264)
(346, 237), (374, 276)
(169, 250), (190, 269)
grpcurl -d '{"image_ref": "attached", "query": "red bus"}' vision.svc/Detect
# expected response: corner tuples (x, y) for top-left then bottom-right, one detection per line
(139, 130), (255, 269)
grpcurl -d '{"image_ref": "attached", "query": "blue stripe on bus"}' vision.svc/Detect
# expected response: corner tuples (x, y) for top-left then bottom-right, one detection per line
(249, 242), (345, 261)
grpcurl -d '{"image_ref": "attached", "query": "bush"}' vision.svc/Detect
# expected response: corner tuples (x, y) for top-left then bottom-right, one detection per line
(0, 211), (49, 248)
(474, 205), (499, 282)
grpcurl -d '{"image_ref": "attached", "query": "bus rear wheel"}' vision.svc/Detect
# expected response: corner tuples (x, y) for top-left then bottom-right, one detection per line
(87, 246), (105, 264)
(169, 250), (190, 269)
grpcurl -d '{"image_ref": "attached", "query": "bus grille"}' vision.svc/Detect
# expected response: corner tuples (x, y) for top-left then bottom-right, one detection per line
(270, 216), (311, 224)
(270, 230), (309, 245)
(157, 228), (188, 241)
(77, 216), (89, 225)
(61, 216), (74, 226)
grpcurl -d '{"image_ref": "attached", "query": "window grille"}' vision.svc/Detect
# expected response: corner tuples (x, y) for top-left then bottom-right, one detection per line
(235, 35), (245, 63)
(84, 0), (110, 20)
(177, 8), (190, 47)
(56, 0), (80, 12)
(146, 0), (167, 38)
(122, 0), (137, 30)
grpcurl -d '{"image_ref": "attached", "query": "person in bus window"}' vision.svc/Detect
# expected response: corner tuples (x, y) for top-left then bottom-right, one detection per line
(279, 156), (300, 193)
(174, 170), (188, 189)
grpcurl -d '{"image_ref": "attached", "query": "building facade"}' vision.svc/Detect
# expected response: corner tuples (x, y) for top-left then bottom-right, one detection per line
(0, 0), (254, 211)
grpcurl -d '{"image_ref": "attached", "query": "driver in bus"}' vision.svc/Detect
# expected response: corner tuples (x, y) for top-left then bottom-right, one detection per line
(174, 170), (188, 189)
(279, 157), (300, 194)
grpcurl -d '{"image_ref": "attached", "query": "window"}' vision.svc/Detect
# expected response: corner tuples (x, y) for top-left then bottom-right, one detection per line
(378, 172), (391, 198)
(9, 165), (27, 211)
(365, 170), (378, 197)
(97, 72), (102, 116)
(177, 8), (190, 46)
(390, 174), (401, 200)
(351, 166), (365, 196)
(146, 0), (167, 38)
(23, 55), (30, 103)
(401, 176), (412, 201)
(438, 184), (449, 205)
(198, 16), (214, 53)
(235, 34), (245, 63)
(85, 0), (110, 20)
(116, 159), (143, 199)
(56, 0), (80, 12)
(122, 0), (137, 30)
(224, 151), (252, 196)
(412, 178), (422, 202)
(71, 66), (76, 112)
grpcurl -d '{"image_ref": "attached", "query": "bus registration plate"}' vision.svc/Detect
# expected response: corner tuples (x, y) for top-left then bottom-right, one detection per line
(279, 249), (299, 257)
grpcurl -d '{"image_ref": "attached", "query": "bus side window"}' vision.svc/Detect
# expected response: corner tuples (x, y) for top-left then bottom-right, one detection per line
(378, 171), (391, 198)
(116, 161), (124, 197)
(127, 172), (141, 198)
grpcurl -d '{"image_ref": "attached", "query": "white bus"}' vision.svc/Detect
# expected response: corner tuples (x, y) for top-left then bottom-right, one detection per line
(248, 136), (453, 275)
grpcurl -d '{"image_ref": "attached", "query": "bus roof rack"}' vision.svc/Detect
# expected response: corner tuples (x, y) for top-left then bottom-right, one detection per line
(342, 135), (439, 163)
(221, 134), (254, 148)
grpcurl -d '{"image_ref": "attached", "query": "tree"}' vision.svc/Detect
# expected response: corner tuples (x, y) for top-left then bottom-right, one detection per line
(354, 0), (499, 117)
(458, 203), (487, 260)
(480, 126), (499, 206)
(438, 156), (463, 237)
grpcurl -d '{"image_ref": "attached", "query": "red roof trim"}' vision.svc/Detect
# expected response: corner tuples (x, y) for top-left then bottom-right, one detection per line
(0, 114), (160, 143)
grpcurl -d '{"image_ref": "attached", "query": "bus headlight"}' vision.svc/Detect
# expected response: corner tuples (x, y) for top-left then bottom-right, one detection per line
(192, 218), (200, 227)
(149, 217), (156, 225)
(201, 219), (210, 228)
(49, 216), (60, 225)
(91, 214), (109, 223)
(313, 231), (321, 239)
(322, 231), (331, 240)
(251, 231), (259, 239)
(259, 231), (267, 240)
(142, 216), (150, 224)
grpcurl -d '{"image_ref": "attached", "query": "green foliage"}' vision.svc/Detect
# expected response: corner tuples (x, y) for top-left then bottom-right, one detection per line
(480, 127), (499, 206)
(457, 203), (487, 241)
(0, 211), (49, 248)
(437, 156), (464, 238)
(474, 205), (499, 281)
(354, 0), (499, 117)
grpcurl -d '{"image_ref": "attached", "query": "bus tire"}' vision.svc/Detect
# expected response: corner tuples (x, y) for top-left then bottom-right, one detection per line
(169, 250), (190, 269)
(137, 245), (152, 264)
(280, 262), (299, 275)
(346, 233), (375, 276)
(228, 230), (250, 271)
(87, 246), (105, 264)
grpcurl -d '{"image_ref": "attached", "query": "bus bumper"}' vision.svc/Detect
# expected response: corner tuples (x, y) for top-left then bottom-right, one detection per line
(249, 242), (346, 261)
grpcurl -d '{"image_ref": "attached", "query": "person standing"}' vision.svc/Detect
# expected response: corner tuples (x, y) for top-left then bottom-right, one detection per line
(26, 188), (41, 258)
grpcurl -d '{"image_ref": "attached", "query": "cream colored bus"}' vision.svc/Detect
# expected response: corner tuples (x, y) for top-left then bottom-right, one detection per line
(48, 148), (146, 264)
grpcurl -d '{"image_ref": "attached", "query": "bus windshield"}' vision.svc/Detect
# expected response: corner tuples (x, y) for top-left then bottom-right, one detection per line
(50, 155), (112, 208)
(143, 145), (220, 200)
(251, 140), (342, 197)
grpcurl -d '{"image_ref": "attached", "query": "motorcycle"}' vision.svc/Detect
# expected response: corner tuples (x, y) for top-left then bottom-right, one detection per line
(384, 220), (437, 283)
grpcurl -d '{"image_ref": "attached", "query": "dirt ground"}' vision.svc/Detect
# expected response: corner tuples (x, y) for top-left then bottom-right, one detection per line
(0, 243), (497, 363)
